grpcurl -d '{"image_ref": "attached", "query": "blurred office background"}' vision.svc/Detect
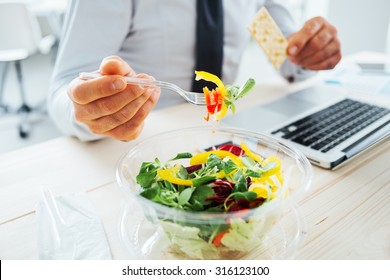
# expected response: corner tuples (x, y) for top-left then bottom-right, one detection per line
(0, 0), (389, 154)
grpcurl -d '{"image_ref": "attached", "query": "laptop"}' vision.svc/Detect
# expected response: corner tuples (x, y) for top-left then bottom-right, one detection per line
(222, 83), (390, 169)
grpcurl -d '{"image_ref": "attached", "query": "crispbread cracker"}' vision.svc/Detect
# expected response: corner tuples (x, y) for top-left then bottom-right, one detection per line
(248, 7), (288, 69)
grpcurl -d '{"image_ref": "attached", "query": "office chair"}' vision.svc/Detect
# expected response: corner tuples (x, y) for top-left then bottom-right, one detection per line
(0, 2), (55, 138)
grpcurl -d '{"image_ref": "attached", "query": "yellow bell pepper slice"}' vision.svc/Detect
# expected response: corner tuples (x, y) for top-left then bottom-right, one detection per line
(261, 157), (282, 177)
(195, 71), (228, 121)
(248, 183), (270, 199)
(252, 176), (273, 185)
(189, 150), (243, 167)
(215, 103), (228, 120)
(275, 169), (284, 185)
(240, 142), (263, 163)
(195, 71), (227, 97)
(215, 170), (226, 178)
(157, 165), (193, 186)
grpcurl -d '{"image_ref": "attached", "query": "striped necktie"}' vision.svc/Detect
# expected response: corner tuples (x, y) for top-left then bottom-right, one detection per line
(191, 0), (224, 92)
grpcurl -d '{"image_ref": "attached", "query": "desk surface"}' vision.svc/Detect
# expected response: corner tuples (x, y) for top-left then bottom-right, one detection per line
(0, 77), (389, 260)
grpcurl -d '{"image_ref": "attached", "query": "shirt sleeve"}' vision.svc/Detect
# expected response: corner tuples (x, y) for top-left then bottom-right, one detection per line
(263, 0), (316, 82)
(47, 0), (132, 141)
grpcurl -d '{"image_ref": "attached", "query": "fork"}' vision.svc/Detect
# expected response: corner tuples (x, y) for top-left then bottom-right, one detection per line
(79, 72), (206, 106)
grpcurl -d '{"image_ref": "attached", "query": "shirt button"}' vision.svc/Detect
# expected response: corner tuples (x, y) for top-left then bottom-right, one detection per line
(287, 76), (295, 83)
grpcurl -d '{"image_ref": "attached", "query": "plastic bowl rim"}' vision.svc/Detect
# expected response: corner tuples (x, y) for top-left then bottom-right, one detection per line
(116, 126), (313, 222)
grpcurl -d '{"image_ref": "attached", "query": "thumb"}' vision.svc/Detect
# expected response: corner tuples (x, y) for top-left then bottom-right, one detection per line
(99, 55), (135, 76)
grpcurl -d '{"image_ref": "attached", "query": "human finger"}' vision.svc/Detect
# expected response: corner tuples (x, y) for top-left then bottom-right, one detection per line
(103, 91), (160, 141)
(293, 24), (337, 62)
(73, 89), (132, 121)
(85, 86), (159, 133)
(303, 51), (342, 71)
(68, 75), (127, 105)
(73, 73), (158, 122)
(300, 38), (341, 68)
(287, 17), (326, 57)
(99, 55), (135, 76)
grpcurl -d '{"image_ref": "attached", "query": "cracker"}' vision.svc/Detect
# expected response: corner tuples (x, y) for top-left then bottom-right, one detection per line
(248, 7), (288, 69)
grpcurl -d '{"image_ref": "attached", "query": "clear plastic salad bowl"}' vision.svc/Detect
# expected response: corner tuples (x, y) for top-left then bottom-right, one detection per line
(116, 126), (312, 260)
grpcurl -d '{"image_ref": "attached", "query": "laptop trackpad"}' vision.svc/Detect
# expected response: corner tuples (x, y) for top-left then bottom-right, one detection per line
(223, 93), (315, 132)
(267, 85), (343, 116)
(266, 95), (315, 117)
(223, 106), (289, 132)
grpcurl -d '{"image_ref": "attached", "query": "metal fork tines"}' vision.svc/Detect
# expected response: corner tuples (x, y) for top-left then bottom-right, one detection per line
(79, 72), (206, 106)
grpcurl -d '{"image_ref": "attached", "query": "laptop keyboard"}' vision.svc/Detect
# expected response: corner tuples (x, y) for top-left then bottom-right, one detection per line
(271, 99), (390, 153)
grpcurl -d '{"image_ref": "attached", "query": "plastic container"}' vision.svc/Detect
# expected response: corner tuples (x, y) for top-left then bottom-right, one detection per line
(116, 127), (312, 259)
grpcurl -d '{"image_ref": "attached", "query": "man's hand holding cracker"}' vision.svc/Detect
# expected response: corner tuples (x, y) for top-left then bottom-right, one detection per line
(287, 16), (341, 71)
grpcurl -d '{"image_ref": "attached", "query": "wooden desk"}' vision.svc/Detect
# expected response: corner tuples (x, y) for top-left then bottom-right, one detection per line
(0, 78), (389, 260)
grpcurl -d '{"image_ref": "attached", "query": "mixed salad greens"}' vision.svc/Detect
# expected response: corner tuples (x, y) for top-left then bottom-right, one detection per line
(136, 142), (286, 259)
(195, 71), (255, 121)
